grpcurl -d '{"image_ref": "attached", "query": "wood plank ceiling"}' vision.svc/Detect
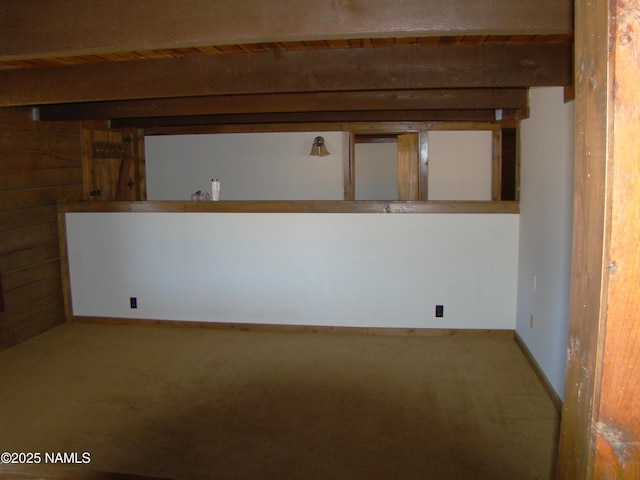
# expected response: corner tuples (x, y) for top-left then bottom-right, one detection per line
(0, 1), (574, 131)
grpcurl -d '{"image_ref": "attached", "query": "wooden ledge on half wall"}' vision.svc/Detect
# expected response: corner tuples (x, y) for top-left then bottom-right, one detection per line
(56, 200), (519, 215)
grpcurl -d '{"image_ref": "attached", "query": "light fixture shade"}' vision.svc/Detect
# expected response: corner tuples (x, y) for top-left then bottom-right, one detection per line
(310, 136), (330, 156)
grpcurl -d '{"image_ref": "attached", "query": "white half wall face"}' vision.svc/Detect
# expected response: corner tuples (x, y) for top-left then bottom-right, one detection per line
(65, 212), (519, 330)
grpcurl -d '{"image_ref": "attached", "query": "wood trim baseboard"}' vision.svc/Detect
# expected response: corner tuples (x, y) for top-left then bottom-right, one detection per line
(513, 331), (563, 413)
(71, 316), (514, 338)
(57, 208), (73, 323)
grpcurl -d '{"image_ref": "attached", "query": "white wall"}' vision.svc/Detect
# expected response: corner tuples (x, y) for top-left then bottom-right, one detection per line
(428, 130), (493, 200)
(355, 142), (398, 200)
(517, 87), (574, 399)
(145, 132), (346, 201)
(66, 212), (519, 330)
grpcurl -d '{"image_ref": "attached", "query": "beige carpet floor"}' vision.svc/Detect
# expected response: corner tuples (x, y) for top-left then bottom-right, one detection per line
(0, 323), (559, 480)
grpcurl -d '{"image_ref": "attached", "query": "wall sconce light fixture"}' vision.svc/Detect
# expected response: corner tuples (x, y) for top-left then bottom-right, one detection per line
(310, 136), (330, 157)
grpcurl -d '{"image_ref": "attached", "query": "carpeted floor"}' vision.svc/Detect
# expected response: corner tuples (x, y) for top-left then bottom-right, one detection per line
(0, 323), (559, 480)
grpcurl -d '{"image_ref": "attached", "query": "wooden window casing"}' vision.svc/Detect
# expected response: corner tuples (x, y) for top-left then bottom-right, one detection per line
(344, 122), (515, 208)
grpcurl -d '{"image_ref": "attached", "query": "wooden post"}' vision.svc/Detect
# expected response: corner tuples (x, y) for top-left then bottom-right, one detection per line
(558, 0), (640, 478)
(491, 129), (503, 201)
(397, 133), (419, 200)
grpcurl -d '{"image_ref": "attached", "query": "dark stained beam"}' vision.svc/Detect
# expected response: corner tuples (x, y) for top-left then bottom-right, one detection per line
(38, 89), (529, 121)
(144, 123), (348, 136)
(111, 109), (519, 129)
(142, 118), (520, 136)
(0, 43), (572, 106)
(0, 0), (573, 61)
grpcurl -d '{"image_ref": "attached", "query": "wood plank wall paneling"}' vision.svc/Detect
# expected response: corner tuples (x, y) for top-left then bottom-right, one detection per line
(0, 107), (83, 350)
(0, 270), (4, 312)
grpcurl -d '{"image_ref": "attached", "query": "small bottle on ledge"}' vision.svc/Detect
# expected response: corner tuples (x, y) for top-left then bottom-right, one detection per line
(211, 179), (220, 201)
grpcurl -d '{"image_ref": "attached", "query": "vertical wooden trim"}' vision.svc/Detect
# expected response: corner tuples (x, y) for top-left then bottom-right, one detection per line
(418, 131), (429, 201)
(492, 129), (503, 200)
(515, 122), (521, 203)
(344, 131), (355, 200)
(116, 152), (134, 200)
(56, 207), (73, 322)
(137, 129), (147, 200)
(397, 133), (419, 200)
(564, 85), (576, 103)
(81, 127), (95, 201)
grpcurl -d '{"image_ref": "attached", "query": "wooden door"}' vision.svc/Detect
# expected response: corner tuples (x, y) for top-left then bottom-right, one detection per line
(81, 127), (146, 201)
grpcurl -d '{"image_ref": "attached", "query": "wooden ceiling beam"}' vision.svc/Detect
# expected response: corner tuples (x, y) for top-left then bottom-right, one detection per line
(0, 43), (571, 106)
(0, 0), (573, 62)
(111, 109), (519, 129)
(38, 89), (529, 121)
